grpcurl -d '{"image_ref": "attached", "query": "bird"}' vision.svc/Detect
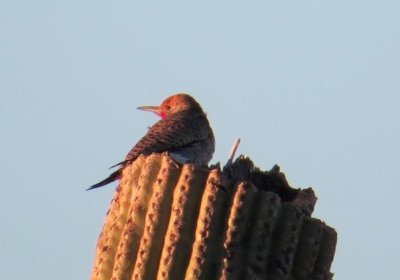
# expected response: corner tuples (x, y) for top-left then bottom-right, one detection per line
(87, 93), (215, 190)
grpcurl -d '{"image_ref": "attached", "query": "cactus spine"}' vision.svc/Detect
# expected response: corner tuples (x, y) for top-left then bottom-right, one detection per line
(90, 154), (337, 280)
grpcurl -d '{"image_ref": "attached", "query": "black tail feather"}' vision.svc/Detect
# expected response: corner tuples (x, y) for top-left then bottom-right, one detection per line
(86, 169), (122, 191)
(108, 161), (124, 169)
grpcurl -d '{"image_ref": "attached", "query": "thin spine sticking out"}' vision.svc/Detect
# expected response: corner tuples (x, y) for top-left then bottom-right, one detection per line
(157, 165), (208, 280)
(131, 156), (181, 280)
(219, 182), (257, 280)
(90, 154), (337, 280)
(90, 156), (145, 280)
(111, 154), (162, 279)
(184, 169), (229, 280)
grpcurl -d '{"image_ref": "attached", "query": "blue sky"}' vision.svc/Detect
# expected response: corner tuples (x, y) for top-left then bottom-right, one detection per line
(1, 1), (399, 279)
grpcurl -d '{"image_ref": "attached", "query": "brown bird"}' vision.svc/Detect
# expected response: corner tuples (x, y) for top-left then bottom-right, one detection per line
(87, 93), (215, 190)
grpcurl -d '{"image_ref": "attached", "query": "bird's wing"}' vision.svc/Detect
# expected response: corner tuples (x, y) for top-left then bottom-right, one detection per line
(121, 111), (212, 165)
(88, 111), (213, 190)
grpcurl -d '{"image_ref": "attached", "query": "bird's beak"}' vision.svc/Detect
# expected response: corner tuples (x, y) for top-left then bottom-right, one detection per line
(137, 105), (161, 116)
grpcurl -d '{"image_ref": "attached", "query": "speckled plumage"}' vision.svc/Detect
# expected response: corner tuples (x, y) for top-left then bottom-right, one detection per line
(87, 94), (215, 190)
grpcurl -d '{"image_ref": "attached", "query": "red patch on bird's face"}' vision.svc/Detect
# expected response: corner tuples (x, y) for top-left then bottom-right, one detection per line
(159, 112), (167, 119)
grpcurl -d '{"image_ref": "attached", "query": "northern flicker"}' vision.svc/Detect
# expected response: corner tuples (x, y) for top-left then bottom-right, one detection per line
(87, 93), (215, 190)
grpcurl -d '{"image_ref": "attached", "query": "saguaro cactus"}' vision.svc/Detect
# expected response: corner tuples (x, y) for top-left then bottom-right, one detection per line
(90, 153), (337, 280)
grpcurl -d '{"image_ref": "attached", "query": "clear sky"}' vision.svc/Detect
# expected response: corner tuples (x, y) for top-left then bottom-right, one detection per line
(1, 1), (399, 279)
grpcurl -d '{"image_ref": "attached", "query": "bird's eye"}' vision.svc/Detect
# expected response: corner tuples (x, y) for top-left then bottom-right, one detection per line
(165, 105), (171, 110)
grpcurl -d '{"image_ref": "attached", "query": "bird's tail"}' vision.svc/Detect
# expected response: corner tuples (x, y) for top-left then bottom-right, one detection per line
(86, 169), (122, 191)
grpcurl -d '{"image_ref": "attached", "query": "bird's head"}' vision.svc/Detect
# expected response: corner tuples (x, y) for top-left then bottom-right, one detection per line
(137, 93), (203, 119)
